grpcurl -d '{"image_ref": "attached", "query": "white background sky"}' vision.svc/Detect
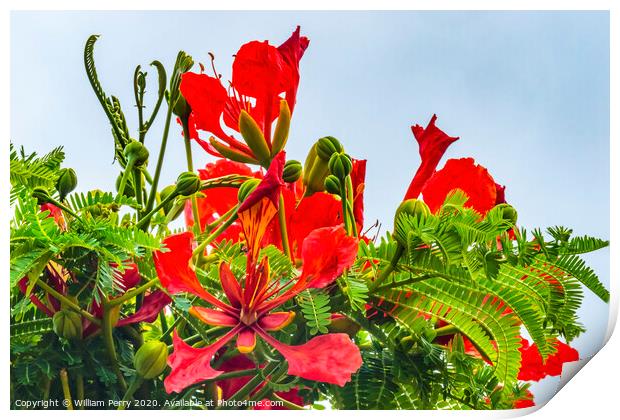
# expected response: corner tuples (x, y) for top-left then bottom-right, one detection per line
(10, 10), (610, 406)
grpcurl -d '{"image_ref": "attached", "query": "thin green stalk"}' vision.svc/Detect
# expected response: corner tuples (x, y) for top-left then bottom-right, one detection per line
(35, 279), (100, 325)
(434, 325), (459, 337)
(75, 373), (84, 410)
(192, 213), (238, 258)
(42, 376), (51, 402)
(345, 175), (358, 237)
(59, 369), (73, 410)
(118, 376), (144, 410)
(182, 117), (202, 235)
(272, 392), (305, 410)
(107, 278), (159, 307)
(102, 300), (128, 392)
(159, 310), (170, 344)
(132, 167), (143, 211)
(278, 193), (292, 261)
(369, 243), (405, 292)
(371, 273), (434, 294)
(115, 157), (136, 202)
(145, 100), (174, 213)
(136, 194), (176, 230)
(204, 205), (237, 232)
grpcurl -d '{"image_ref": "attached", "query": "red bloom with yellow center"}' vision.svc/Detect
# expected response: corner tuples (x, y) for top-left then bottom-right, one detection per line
(180, 27), (309, 162)
(154, 153), (362, 394)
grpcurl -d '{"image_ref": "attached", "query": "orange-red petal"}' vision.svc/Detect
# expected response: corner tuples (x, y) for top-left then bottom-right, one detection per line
(189, 306), (238, 327)
(236, 328), (257, 353)
(258, 312), (295, 331)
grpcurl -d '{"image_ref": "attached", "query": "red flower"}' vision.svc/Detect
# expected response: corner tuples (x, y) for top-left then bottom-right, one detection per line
(514, 389), (535, 409)
(404, 115), (459, 200)
(421, 157), (498, 215)
(184, 159), (262, 242)
(518, 337), (579, 382)
(154, 156), (362, 393)
(180, 27), (309, 161)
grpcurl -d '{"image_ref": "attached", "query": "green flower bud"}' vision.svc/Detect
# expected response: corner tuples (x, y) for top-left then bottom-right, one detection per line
(124, 140), (149, 167)
(393, 199), (431, 246)
(174, 172), (201, 197)
(160, 185), (184, 220)
(134, 341), (169, 379)
(324, 175), (341, 195)
(271, 100), (291, 156)
(494, 203), (518, 226)
(239, 110), (271, 167)
(32, 187), (52, 204)
(282, 160), (302, 183)
(328, 153), (352, 180)
(115, 172), (135, 198)
(52, 310), (82, 341)
(238, 178), (261, 203)
(315, 136), (343, 161)
(55, 168), (78, 201)
(172, 93), (191, 120)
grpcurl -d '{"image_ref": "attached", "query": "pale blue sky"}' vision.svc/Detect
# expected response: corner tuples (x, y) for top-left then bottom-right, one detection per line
(11, 11), (610, 405)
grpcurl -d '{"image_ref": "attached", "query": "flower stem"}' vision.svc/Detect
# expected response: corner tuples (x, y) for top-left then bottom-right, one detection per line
(115, 157), (136, 202)
(107, 278), (160, 307)
(278, 193), (292, 261)
(35, 279), (100, 325)
(145, 99), (174, 214)
(59, 369), (73, 410)
(192, 212), (239, 258)
(182, 117), (202, 236)
(102, 299), (128, 392)
(136, 194), (176, 230)
(223, 361), (279, 406)
(75, 373), (84, 410)
(369, 243), (404, 292)
(345, 175), (358, 237)
(273, 392), (305, 410)
(118, 376), (144, 410)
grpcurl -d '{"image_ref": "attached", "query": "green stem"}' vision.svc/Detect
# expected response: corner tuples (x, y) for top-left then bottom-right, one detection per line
(182, 117), (202, 235)
(115, 157), (136, 202)
(192, 212), (238, 258)
(133, 167), (143, 211)
(107, 278), (159, 307)
(272, 392), (305, 410)
(145, 100), (174, 213)
(434, 325), (459, 337)
(371, 273), (433, 294)
(42, 376), (51, 402)
(278, 193), (292, 261)
(45, 197), (84, 224)
(159, 311), (170, 344)
(35, 279), (100, 325)
(136, 194), (176, 230)
(205, 205), (237, 232)
(369, 243), (404, 292)
(59, 369), (73, 410)
(75, 373), (84, 410)
(102, 300), (128, 392)
(118, 376), (144, 410)
(345, 175), (358, 237)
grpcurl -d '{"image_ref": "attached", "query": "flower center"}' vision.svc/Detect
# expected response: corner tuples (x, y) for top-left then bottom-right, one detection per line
(239, 308), (258, 326)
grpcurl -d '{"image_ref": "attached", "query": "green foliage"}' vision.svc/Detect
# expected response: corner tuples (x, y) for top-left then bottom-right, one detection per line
(297, 290), (332, 335)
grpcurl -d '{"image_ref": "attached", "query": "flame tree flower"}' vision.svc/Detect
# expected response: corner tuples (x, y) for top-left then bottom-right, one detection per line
(154, 154), (362, 393)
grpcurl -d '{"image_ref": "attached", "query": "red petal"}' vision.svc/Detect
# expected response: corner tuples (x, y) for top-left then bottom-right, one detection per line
(189, 306), (239, 327)
(255, 328), (362, 386)
(18, 277), (55, 317)
(514, 390), (535, 409)
(238, 151), (286, 213)
(111, 262), (140, 292)
(258, 311), (295, 331)
(180, 73), (236, 146)
(216, 354), (256, 399)
(232, 40), (287, 101)
(421, 157), (498, 215)
(219, 263), (243, 308)
(276, 26), (310, 114)
(300, 226), (359, 288)
(350, 159), (367, 233)
(117, 291), (172, 326)
(404, 114), (459, 200)
(153, 232), (235, 314)
(237, 328), (257, 353)
(518, 338), (579, 382)
(164, 327), (240, 394)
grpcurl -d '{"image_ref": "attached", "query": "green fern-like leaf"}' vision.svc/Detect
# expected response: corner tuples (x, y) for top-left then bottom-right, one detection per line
(297, 290), (331, 335)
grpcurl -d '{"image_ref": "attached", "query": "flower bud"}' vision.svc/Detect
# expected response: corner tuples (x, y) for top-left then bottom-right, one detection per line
(394, 199), (431, 246)
(282, 160), (302, 183)
(124, 140), (149, 167)
(134, 341), (169, 379)
(172, 93), (191, 120)
(238, 178), (261, 203)
(324, 175), (341, 195)
(494, 203), (518, 226)
(239, 111), (271, 167)
(315, 136), (343, 161)
(55, 168), (77, 201)
(52, 310), (82, 341)
(174, 172), (201, 197)
(328, 153), (352, 180)
(115, 172), (135, 198)
(32, 187), (52, 205)
(160, 185), (184, 220)
(328, 314), (360, 337)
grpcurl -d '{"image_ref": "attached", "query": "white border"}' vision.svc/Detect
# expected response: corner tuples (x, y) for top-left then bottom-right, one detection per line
(1, 1), (617, 419)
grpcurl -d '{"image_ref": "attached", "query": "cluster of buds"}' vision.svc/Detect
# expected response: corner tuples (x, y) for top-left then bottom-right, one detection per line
(303, 136), (347, 196)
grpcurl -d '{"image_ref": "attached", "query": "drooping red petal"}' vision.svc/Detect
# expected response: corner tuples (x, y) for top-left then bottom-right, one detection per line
(350, 159), (367, 233)
(40, 203), (65, 228)
(164, 327), (241, 394)
(420, 157), (498, 215)
(239, 151), (286, 213)
(189, 306), (239, 327)
(404, 114), (459, 200)
(18, 277), (55, 317)
(300, 226), (359, 288)
(518, 338), (579, 382)
(117, 291), (172, 327)
(255, 327), (362, 386)
(237, 328), (257, 353)
(153, 232), (235, 314)
(276, 26), (310, 114)
(258, 311), (295, 331)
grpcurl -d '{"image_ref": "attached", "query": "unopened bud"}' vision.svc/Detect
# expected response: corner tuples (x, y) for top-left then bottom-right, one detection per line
(55, 168), (78, 201)
(316, 136), (343, 161)
(52, 310), (82, 341)
(32, 187), (52, 204)
(124, 140), (149, 167)
(174, 172), (201, 196)
(493, 203), (518, 226)
(238, 178), (261, 203)
(324, 175), (341, 195)
(328, 153), (352, 180)
(160, 184), (184, 220)
(172, 93), (191, 120)
(134, 341), (169, 379)
(282, 160), (302, 183)
(394, 199), (431, 246)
